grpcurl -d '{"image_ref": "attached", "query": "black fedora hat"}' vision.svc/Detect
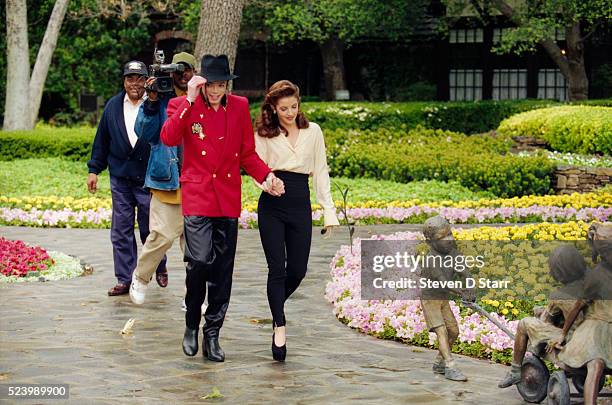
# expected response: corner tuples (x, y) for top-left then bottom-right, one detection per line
(199, 54), (239, 82)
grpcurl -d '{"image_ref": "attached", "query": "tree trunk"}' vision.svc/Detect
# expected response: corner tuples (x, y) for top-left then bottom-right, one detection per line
(564, 22), (588, 101)
(28, 0), (70, 128)
(194, 0), (245, 72)
(4, 0), (31, 131)
(320, 35), (347, 101)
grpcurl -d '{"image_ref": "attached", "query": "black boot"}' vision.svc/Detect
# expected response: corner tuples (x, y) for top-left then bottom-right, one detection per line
(182, 327), (198, 356)
(203, 334), (225, 362)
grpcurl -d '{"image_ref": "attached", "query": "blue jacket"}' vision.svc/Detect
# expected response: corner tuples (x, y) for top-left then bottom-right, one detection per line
(87, 91), (150, 182)
(135, 95), (180, 190)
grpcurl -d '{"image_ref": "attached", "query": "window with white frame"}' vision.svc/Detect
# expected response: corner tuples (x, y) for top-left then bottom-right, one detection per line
(537, 69), (567, 101)
(449, 69), (483, 101)
(492, 69), (528, 100)
(449, 28), (484, 43)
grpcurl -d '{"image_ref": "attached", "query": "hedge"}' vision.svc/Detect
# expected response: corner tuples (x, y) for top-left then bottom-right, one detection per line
(325, 127), (554, 197)
(2, 99), (610, 162)
(498, 106), (612, 155)
(0, 125), (95, 162)
(250, 99), (612, 135)
(296, 100), (557, 134)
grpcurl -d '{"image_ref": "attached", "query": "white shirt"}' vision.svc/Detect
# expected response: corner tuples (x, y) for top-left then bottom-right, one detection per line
(123, 93), (144, 148)
(255, 122), (340, 227)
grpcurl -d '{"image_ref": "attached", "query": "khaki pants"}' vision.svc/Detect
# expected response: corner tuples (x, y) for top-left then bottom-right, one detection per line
(421, 299), (458, 333)
(134, 194), (184, 284)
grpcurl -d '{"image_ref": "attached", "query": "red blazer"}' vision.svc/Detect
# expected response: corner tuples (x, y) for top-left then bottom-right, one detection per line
(161, 94), (271, 217)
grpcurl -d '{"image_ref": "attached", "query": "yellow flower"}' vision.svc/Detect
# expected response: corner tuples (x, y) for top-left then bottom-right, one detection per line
(501, 308), (509, 315)
(512, 309), (519, 315)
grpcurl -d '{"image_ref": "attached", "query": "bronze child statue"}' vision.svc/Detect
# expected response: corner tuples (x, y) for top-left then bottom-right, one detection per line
(550, 223), (612, 405)
(420, 216), (474, 382)
(498, 244), (587, 388)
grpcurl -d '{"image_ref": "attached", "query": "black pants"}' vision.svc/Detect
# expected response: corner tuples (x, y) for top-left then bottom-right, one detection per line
(183, 216), (238, 336)
(258, 171), (312, 327)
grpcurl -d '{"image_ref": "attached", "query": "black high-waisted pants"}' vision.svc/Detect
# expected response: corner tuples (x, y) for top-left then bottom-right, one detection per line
(258, 171), (312, 327)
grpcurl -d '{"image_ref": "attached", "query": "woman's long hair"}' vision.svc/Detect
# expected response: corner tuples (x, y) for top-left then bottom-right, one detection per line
(255, 80), (309, 138)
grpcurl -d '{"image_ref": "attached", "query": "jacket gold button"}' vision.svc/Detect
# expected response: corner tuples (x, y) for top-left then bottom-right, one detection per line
(227, 173), (231, 178)
(201, 150), (206, 156)
(212, 173), (217, 178)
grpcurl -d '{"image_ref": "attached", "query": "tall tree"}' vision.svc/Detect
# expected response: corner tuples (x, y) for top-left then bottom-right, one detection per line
(194, 0), (247, 71)
(4, 0), (69, 130)
(244, 0), (426, 100)
(4, 0), (30, 130)
(446, 0), (612, 100)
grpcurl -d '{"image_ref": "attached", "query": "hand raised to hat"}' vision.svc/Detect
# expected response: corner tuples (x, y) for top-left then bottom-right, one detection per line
(187, 76), (207, 103)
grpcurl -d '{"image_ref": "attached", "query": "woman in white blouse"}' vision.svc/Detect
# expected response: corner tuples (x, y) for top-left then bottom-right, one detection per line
(255, 80), (339, 361)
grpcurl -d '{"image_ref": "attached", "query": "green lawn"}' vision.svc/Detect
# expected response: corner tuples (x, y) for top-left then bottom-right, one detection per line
(0, 158), (493, 203)
(0, 158), (111, 199)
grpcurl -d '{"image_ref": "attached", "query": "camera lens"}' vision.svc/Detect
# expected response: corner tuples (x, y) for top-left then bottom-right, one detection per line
(157, 77), (173, 92)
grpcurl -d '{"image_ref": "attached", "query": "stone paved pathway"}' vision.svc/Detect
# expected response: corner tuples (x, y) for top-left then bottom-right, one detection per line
(0, 225), (529, 404)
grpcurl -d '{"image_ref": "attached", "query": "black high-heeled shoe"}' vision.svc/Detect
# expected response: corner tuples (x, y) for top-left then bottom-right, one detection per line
(271, 332), (286, 362)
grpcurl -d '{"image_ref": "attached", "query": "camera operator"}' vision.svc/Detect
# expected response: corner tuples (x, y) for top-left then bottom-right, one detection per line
(129, 52), (197, 304)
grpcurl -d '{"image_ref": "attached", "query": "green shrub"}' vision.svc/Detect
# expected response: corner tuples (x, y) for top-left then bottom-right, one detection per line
(252, 99), (561, 134)
(577, 98), (612, 107)
(0, 124), (95, 161)
(498, 106), (612, 154)
(326, 127), (554, 197)
(422, 100), (556, 134)
(396, 81), (437, 101)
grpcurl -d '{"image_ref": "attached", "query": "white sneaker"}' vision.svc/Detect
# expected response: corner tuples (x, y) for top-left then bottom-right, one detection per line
(129, 272), (148, 305)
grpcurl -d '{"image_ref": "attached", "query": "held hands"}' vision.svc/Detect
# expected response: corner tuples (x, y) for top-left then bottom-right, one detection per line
(187, 76), (207, 103)
(87, 173), (98, 194)
(261, 173), (285, 196)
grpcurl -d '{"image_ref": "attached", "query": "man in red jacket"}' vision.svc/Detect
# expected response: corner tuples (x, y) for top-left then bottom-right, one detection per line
(161, 54), (284, 361)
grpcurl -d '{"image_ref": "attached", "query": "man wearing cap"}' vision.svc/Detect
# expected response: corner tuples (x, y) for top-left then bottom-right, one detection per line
(129, 52), (197, 304)
(87, 61), (166, 296)
(161, 54), (285, 361)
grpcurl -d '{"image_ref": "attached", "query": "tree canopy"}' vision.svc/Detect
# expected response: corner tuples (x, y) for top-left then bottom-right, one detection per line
(244, 0), (426, 45)
(445, 0), (612, 100)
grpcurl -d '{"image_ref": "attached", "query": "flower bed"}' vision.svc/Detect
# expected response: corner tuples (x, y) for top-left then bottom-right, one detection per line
(3, 190), (608, 212)
(1, 192), (610, 229)
(0, 251), (85, 283)
(324, 221), (592, 364)
(517, 150), (612, 168)
(0, 238), (85, 283)
(0, 237), (54, 277)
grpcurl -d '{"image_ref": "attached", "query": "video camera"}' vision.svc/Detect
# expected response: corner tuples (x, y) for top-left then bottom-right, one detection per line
(147, 48), (185, 93)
